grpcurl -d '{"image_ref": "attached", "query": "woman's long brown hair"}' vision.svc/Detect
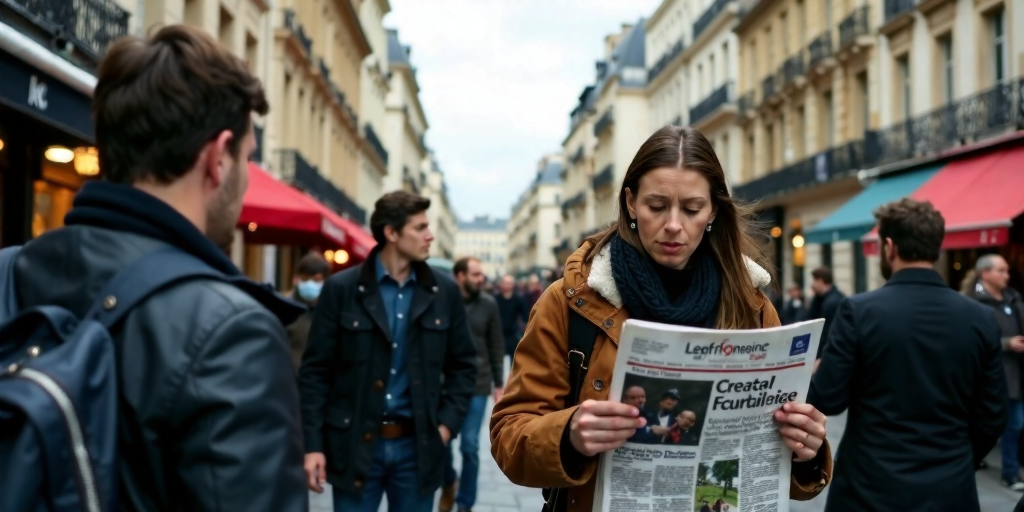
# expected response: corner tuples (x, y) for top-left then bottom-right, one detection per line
(585, 125), (773, 329)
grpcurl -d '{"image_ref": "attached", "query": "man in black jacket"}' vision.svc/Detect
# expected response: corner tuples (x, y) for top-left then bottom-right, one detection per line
(807, 266), (844, 369)
(299, 191), (477, 512)
(13, 25), (307, 511)
(809, 198), (1006, 512)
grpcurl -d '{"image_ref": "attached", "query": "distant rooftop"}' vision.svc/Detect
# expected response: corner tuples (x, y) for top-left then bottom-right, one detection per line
(458, 215), (508, 231)
(387, 29), (410, 65)
(536, 159), (563, 186)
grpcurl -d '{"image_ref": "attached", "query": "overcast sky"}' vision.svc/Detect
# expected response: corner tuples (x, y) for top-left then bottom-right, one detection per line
(384, 0), (660, 222)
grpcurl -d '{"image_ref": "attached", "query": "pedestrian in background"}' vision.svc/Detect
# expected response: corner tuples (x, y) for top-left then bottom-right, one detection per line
(491, 126), (831, 512)
(298, 191), (477, 512)
(9, 24), (308, 511)
(809, 198), (1006, 512)
(781, 283), (806, 325)
(494, 274), (529, 361)
(963, 253), (1024, 490)
(438, 256), (505, 512)
(807, 266), (844, 370)
(286, 252), (331, 371)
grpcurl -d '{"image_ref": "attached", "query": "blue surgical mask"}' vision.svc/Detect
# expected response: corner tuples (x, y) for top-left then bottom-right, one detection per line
(297, 280), (323, 301)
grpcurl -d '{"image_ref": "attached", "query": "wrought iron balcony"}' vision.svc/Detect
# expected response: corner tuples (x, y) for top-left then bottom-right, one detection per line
(283, 9), (313, 58)
(808, 31), (834, 69)
(839, 6), (871, 48)
(592, 164), (614, 190)
(732, 139), (865, 201)
(318, 57), (331, 83)
(761, 75), (777, 103)
(648, 39), (685, 82)
(560, 191), (586, 216)
(865, 78), (1024, 167)
(884, 0), (917, 24)
(778, 51), (806, 87)
(277, 148), (367, 225)
(3, 0), (129, 62)
(738, 90), (756, 118)
(689, 81), (735, 126)
(693, 0), (735, 42)
(402, 166), (420, 193)
(363, 124), (389, 166)
(594, 108), (614, 137)
(571, 145), (585, 164)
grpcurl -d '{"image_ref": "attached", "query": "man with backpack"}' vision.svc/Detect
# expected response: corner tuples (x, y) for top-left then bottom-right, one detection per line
(0, 25), (307, 511)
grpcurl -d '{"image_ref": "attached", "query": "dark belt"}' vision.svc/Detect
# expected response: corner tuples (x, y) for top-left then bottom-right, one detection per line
(379, 416), (415, 439)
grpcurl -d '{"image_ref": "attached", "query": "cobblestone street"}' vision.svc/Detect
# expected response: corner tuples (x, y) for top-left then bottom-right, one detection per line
(310, 399), (1022, 512)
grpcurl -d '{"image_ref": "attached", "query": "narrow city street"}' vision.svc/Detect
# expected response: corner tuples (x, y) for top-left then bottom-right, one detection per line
(309, 398), (1023, 512)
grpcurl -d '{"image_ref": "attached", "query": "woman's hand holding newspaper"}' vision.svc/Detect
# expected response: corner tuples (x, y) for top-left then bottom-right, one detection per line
(774, 402), (827, 462)
(569, 400), (647, 456)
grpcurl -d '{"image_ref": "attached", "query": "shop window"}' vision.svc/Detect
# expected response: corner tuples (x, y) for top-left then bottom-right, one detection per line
(821, 243), (833, 269)
(853, 241), (867, 293)
(32, 162), (84, 238)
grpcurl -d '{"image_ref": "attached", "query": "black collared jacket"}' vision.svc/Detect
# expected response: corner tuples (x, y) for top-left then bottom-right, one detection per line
(297, 246), (477, 496)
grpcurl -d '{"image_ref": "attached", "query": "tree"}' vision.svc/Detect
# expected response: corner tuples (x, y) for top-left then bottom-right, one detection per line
(697, 463), (709, 486)
(711, 460), (739, 495)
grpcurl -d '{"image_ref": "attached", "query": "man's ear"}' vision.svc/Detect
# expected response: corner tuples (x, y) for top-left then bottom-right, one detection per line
(203, 129), (235, 187)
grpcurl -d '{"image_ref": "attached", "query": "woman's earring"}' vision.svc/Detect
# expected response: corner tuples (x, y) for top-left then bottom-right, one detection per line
(630, 221), (637, 230)
(706, 223), (713, 232)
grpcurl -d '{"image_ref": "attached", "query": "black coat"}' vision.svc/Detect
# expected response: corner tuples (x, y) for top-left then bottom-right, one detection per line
(14, 185), (308, 512)
(297, 248), (477, 496)
(808, 268), (1006, 512)
(808, 286), (844, 357)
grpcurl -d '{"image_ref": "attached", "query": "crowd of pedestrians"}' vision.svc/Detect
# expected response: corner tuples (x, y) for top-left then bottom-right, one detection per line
(4, 23), (1024, 512)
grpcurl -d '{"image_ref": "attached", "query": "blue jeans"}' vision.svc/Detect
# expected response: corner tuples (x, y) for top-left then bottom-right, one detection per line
(442, 395), (489, 510)
(1003, 399), (1024, 482)
(332, 437), (433, 512)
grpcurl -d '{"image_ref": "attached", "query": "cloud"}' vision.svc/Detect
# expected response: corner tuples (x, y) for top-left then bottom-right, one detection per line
(385, 0), (660, 220)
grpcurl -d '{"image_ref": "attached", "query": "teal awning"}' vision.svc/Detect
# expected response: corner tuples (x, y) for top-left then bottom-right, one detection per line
(804, 165), (942, 244)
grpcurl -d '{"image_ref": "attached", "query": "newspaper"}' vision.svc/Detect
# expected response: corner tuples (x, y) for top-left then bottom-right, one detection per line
(593, 318), (824, 512)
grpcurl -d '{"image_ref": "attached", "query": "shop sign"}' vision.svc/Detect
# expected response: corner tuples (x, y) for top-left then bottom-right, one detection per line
(0, 49), (94, 141)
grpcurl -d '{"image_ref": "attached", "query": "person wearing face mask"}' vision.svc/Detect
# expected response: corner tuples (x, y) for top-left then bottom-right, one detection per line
(490, 126), (832, 512)
(286, 253), (331, 371)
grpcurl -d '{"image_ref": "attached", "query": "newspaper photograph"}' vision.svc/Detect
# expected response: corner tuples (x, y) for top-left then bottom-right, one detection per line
(592, 318), (825, 512)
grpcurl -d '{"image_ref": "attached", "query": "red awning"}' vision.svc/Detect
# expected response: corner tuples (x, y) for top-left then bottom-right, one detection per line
(862, 145), (1024, 255)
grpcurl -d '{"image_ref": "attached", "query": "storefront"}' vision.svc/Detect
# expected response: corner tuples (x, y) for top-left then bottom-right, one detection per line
(0, 45), (98, 247)
(860, 143), (1024, 290)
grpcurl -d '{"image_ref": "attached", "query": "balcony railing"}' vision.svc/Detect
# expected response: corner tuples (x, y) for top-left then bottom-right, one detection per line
(738, 90), (756, 117)
(884, 0), (917, 24)
(402, 166), (420, 193)
(690, 81), (735, 125)
(865, 78), (1024, 167)
(572, 145), (585, 164)
(807, 31), (834, 69)
(693, 0), (734, 42)
(4, 0), (129, 62)
(277, 148), (367, 225)
(778, 51), (806, 87)
(330, 83), (358, 126)
(560, 191), (586, 216)
(648, 39), (685, 82)
(363, 124), (389, 166)
(592, 164), (614, 190)
(839, 6), (871, 48)
(732, 139), (865, 201)
(761, 75), (777, 102)
(318, 57), (331, 83)
(594, 108), (614, 137)
(283, 9), (313, 58)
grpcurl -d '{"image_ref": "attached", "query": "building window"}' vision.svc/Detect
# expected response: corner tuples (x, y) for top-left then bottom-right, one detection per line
(746, 131), (755, 180)
(938, 34), (954, 104)
(709, 54), (716, 89)
(765, 123), (775, 171)
(722, 42), (729, 80)
(853, 241), (867, 293)
(821, 91), (834, 149)
(896, 54), (911, 121)
(780, 11), (788, 54)
(857, 72), (869, 134)
(794, 104), (806, 159)
(796, 0), (805, 45)
(991, 8), (1006, 83)
(821, 243), (833, 269)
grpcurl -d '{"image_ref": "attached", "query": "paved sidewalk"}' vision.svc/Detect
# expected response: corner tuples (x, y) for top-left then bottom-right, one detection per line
(310, 402), (1022, 512)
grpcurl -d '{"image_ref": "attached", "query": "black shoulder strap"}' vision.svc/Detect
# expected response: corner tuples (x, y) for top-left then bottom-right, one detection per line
(565, 308), (599, 408)
(84, 247), (233, 329)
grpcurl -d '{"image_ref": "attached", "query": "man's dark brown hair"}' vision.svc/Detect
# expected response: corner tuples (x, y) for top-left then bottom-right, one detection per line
(93, 24), (268, 184)
(874, 197), (945, 263)
(811, 267), (833, 285)
(370, 191), (431, 245)
(452, 256), (479, 277)
(296, 252), (330, 277)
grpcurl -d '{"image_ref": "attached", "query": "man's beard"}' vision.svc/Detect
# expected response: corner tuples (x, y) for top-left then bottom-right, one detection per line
(206, 160), (243, 252)
(462, 283), (480, 299)
(880, 245), (893, 281)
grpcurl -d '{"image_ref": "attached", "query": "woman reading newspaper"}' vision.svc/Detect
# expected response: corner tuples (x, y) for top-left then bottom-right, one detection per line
(490, 126), (831, 511)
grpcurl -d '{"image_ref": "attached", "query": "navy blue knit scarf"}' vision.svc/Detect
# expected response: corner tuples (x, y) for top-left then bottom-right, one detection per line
(610, 234), (721, 327)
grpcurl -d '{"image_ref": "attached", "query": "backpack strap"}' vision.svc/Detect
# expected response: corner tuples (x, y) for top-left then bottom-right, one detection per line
(564, 308), (599, 408)
(84, 247), (233, 329)
(0, 246), (23, 323)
